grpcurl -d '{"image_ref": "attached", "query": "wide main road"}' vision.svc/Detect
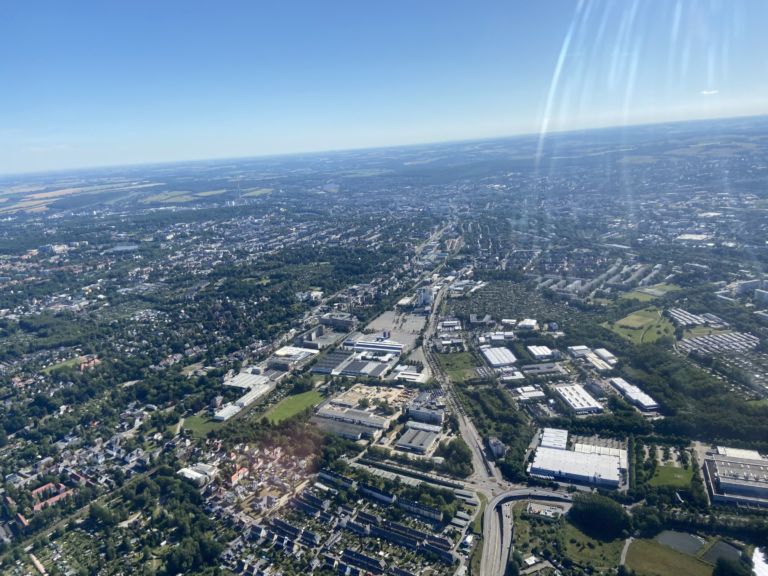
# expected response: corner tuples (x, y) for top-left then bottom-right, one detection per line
(424, 285), (501, 485)
(479, 489), (573, 576)
(423, 276), (575, 576)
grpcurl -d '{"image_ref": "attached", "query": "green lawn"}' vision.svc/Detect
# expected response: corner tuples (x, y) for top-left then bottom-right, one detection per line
(436, 352), (478, 382)
(621, 290), (657, 302)
(626, 539), (712, 576)
(181, 414), (224, 438)
(264, 390), (323, 423)
(683, 326), (729, 339)
(622, 283), (681, 302)
(650, 464), (694, 488)
(42, 356), (82, 374)
(605, 307), (674, 344)
(471, 492), (488, 535)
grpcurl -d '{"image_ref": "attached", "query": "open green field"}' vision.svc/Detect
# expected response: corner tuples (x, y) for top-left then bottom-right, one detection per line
(626, 539), (712, 576)
(622, 283), (681, 301)
(264, 390), (323, 423)
(683, 326), (730, 339)
(436, 352), (478, 382)
(181, 414), (224, 438)
(621, 290), (656, 302)
(650, 464), (694, 488)
(606, 307), (674, 344)
(42, 356), (82, 374)
(562, 521), (624, 569)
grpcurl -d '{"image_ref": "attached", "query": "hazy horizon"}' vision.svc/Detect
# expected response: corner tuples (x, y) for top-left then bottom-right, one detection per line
(2, 0), (768, 174)
(1, 111), (765, 179)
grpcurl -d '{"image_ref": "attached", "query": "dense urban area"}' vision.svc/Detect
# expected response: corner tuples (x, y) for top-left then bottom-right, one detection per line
(0, 116), (767, 576)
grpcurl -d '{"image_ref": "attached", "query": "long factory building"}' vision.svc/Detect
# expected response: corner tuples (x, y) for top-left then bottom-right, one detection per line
(555, 384), (602, 414)
(703, 446), (768, 508)
(529, 428), (623, 488)
(609, 377), (659, 412)
(479, 345), (517, 368)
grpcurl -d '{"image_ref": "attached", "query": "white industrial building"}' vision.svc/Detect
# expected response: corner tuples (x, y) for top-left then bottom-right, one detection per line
(346, 337), (404, 356)
(540, 427), (569, 450)
(517, 318), (539, 331)
(573, 443), (628, 471)
(511, 385), (546, 402)
(527, 345), (554, 361)
(567, 345), (590, 358)
(213, 404), (241, 421)
(214, 369), (277, 421)
(529, 447), (621, 487)
(268, 345), (318, 370)
(609, 377), (659, 412)
(555, 384), (602, 414)
(225, 370), (269, 389)
(480, 345), (517, 368)
(594, 348), (618, 366)
(585, 352), (612, 372)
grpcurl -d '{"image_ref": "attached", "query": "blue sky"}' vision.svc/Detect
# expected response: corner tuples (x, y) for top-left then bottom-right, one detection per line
(1, 0), (767, 174)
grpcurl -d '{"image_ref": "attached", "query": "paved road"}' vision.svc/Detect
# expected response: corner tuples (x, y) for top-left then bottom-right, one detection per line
(480, 489), (573, 576)
(424, 285), (500, 485)
(418, 248), (575, 575)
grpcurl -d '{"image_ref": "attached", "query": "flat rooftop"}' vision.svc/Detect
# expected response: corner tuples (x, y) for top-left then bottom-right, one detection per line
(540, 427), (568, 450)
(530, 446), (621, 486)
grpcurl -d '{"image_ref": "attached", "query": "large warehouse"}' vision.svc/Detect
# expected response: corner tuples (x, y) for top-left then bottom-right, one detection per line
(555, 384), (602, 414)
(480, 345), (517, 368)
(529, 446), (622, 488)
(703, 447), (768, 507)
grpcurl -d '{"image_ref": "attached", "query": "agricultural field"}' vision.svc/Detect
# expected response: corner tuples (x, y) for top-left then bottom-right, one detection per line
(264, 390), (323, 424)
(605, 307), (674, 345)
(436, 352), (478, 383)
